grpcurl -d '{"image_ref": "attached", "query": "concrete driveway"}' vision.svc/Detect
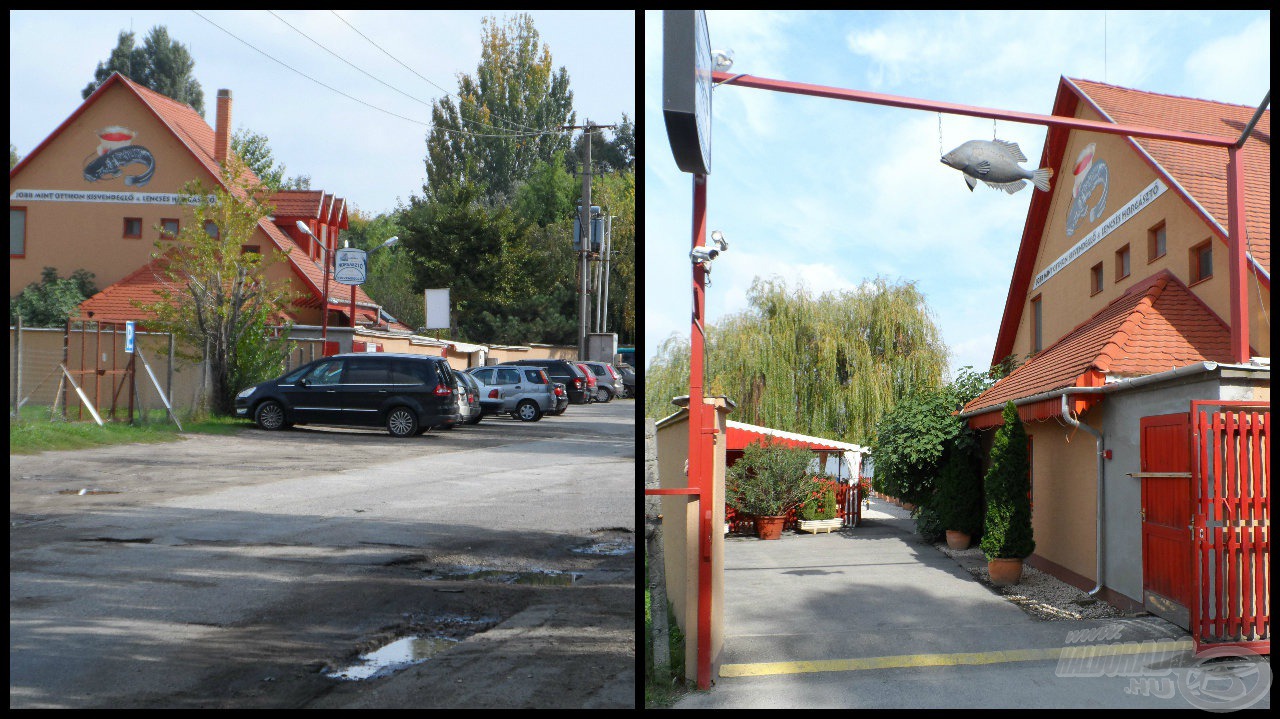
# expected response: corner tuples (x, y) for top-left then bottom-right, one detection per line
(673, 498), (1269, 710)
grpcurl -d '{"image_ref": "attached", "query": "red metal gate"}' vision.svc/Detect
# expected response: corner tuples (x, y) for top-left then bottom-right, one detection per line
(1139, 412), (1194, 629)
(1190, 401), (1269, 655)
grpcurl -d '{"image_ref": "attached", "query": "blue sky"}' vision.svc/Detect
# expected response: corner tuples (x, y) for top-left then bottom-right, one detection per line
(10, 10), (634, 217)
(643, 10), (1269, 378)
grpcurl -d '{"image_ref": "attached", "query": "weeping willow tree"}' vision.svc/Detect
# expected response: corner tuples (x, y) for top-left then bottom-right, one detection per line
(644, 276), (950, 445)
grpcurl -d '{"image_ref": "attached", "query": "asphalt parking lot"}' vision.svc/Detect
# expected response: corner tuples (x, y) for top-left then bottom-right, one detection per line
(10, 399), (637, 709)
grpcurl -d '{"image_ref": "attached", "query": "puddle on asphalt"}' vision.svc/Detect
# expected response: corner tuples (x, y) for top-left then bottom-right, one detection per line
(324, 635), (459, 681)
(58, 488), (121, 495)
(572, 539), (634, 556)
(424, 566), (581, 586)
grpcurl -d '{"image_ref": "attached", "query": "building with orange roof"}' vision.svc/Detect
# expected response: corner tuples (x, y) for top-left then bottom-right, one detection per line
(9, 72), (409, 346)
(956, 77), (1269, 629)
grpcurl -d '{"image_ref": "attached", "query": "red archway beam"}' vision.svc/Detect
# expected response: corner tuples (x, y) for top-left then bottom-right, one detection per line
(712, 71), (1252, 362)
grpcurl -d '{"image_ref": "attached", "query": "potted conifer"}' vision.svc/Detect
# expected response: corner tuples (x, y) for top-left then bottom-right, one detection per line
(979, 402), (1035, 585)
(934, 432), (984, 550)
(726, 437), (819, 540)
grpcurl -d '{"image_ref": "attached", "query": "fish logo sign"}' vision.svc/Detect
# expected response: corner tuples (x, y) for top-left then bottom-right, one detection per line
(940, 139), (1053, 194)
(1064, 144), (1109, 237)
(83, 126), (155, 187)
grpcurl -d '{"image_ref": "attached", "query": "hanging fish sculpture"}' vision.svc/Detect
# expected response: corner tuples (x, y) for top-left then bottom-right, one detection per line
(940, 139), (1053, 194)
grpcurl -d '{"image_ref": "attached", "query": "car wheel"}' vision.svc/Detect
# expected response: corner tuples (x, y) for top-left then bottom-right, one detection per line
(386, 407), (419, 437)
(595, 387), (612, 403)
(254, 400), (290, 431)
(514, 400), (542, 422)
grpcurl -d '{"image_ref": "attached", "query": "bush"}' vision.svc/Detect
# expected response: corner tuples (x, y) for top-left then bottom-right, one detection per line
(979, 402), (1035, 560)
(912, 501), (947, 543)
(933, 431), (984, 536)
(726, 437), (820, 517)
(798, 481), (838, 521)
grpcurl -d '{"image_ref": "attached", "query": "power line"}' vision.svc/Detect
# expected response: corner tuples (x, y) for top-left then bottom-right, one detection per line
(328, 10), (558, 137)
(191, 10), (569, 140)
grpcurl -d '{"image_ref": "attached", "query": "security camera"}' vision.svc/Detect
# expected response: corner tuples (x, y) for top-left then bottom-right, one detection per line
(710, 230), (728, 252)
(691, 245), (720, 263)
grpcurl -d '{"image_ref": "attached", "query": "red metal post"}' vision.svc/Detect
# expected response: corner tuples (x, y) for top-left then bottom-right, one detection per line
(688, 173), (714, 690)
(1225, 145), (1249, 363)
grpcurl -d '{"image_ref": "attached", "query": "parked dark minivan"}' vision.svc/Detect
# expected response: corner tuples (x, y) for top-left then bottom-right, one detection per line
(234, 353), (461, 437)
(510, 359), (590, 404)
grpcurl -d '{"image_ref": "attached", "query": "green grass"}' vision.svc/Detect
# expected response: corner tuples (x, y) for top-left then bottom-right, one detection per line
(9, 405), (248, 455)
(645, 557), (690, 708)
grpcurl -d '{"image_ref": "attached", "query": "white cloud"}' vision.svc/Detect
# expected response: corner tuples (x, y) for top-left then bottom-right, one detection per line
(1183, 15), (1270, 106)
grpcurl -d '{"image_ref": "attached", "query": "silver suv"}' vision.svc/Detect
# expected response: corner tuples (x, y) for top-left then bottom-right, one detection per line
(466, 365), (557, 422)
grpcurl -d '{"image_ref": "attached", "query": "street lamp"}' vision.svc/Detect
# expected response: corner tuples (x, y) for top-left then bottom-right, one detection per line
(295, 221), (331, 353)
(354, 236), (398, 329)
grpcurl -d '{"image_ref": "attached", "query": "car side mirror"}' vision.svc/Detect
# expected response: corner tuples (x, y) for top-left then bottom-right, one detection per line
(296, 378), (309, 387)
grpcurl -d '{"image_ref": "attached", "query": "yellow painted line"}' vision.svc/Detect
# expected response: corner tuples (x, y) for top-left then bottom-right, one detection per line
(719, 639), (1194, 677)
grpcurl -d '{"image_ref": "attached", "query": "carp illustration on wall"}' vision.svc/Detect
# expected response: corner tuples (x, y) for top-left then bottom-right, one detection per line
(83, 125), (155, 187)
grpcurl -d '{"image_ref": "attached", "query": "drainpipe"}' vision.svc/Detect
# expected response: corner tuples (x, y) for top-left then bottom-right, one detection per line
(1059, 394), (1105, 597)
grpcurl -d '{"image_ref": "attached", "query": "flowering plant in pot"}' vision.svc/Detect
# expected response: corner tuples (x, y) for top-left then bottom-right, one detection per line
(726, 437), (820, 540)
(979, 402), (1035, 585)
(797, 480), (841, 534)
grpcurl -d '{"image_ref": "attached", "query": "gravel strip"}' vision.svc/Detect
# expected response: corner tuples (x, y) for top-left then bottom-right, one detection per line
(934, 541), (1127, 621)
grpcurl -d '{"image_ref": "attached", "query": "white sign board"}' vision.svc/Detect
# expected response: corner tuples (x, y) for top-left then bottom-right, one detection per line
(10, 189), (216, 205)
(125, 321), (135, 354)
(424, 289), (450, 330)
(334, 248), (367, 285)
(1033, 179), (1167, 290)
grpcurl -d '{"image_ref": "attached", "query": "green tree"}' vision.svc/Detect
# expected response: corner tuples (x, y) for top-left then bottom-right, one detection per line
(83, 26), (205, 115)
(10, 143), (19, 169)
(726, 437), (821, 518)
(230, 128), (312, 192)
(932, 430), (985, 536)
(423, 13), (575, 203)
(133, 155), (294, 416)
(514, 151), (577, 227)
(979, 402), (1035, 560)
(567, 114), (634, 174)
(9, 267), (97, 327)
(645, 276), (950, 446)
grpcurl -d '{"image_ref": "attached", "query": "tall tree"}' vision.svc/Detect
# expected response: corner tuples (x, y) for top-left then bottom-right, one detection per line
(567, 114), (634, 175)
(423, 13), (575, 203)
(644, 276), (950, 445)
(230, 128), (312, 192)
(82, 26), (205, 116)
(10, 143), (20, 169)
(9, 267), (97, 327)
(133, 155), (294, 416)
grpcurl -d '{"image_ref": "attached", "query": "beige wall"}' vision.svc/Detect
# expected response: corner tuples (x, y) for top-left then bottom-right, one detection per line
(1026, 418), (1099, 583)
(1012, 102), (1269, 360)
(654, 399), (730, 683)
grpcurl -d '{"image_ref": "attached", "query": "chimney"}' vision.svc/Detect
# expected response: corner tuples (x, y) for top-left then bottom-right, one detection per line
(215, 89), (232, 166)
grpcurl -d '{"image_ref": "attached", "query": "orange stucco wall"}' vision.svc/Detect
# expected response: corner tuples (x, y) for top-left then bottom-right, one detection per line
(1025, 419), (1099, 582)
(10, 83), (224, 295)
(1012, 102), (1270, 360)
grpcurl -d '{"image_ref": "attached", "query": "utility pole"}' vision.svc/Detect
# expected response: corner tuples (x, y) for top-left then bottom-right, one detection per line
(564, 121), (616, 360)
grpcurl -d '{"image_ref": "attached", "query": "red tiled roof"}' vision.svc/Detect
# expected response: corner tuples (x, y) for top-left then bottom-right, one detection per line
(269, 190), (325, 218)
(991, 78), (1270, 367)
(1069, 78), (1270, 273)
(964, 270), (1235, 421)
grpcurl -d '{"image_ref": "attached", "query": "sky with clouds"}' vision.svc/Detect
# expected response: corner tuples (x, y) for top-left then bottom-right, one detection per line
(10, 10), (635, 217)
(643, 10), (1269, 378)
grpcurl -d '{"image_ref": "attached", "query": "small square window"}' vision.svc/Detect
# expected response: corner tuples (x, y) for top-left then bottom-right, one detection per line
(241, 245), (260, 255)
(1190, 240), (1213, 284)
(1090, 262), (1104, 296)
(1148, 223), (1166, 263)
(204, 221), (219, 239)
(124, 217), (143, 238)
(1115, 244), (1130, 282)
(160, 218), (179, 240)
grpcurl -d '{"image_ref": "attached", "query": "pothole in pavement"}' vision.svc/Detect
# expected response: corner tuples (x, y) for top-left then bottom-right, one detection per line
(423, 565), (582, 586)
(323, 614), (499, 681)
(572, 527), (635, 556)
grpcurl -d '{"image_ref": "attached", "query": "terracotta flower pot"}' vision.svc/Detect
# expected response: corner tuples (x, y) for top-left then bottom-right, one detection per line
(988, 557), (1024, 586)
(901, 502), (916, 511)
(945, 530), (971, 550)
(756, 515), (786, 540)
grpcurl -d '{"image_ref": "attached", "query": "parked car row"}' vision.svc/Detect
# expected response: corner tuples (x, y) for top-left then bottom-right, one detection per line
(233, 352), (628, 437)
